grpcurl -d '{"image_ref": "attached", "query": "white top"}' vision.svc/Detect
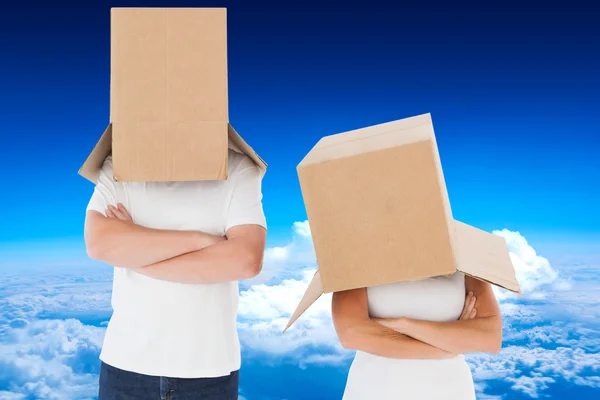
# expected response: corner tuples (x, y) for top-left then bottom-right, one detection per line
(86, 151), (266, 378)
(342, 272), (476, 400)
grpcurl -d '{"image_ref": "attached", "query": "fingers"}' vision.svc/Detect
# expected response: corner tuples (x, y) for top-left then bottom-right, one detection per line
(117, 203), (132, 220)
(460, 292), (477, 320)
(106, 207), (116, 218)
(106, 204), (129, 221)
(465, 294), (477, 320)
(460, 292), (473, 319)
(106, 203), (133, 222)
(107, 205), (123, 219)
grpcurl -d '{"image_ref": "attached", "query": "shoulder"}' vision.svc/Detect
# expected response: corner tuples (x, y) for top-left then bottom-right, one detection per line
(228, 150), (262, 179)
(94, 155), (114, 185)
(101, 155), (114, 172)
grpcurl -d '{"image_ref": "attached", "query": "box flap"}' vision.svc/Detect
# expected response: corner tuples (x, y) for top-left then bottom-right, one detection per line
(78, 124), (112, 184)
(78, 123), (266, 183)
(453, 220), (522, 293)
(283, 271), (324, 332)
(228, 124), (267, 173)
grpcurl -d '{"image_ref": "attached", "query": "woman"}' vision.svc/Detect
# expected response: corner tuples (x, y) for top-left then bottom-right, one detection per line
(332, 271), (502, 399)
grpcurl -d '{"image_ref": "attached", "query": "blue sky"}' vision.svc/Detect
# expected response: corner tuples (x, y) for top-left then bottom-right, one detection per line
(1, 0), (599, 399)
(1, 0), (598, 247)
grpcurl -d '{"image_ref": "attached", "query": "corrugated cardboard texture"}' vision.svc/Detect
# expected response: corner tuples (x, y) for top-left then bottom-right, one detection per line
(283, 271), (323, 332)
(110, 8), (229, 181)
(112, 121), (229, 182)
(79, 124), (112, 183)
(297, 115), (456, 293)
(453, 220), (521, 293)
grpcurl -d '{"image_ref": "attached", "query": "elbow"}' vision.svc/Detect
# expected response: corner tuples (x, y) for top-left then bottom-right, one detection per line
(85, 236), (106, 261)
(240, 253), (263, 280)
(486, 340), (502, 355)
(485, 321), (503, 354)
(84, 214), (112, 262)
(339, 336), (357, 351)
(337, 326), (360, 351)
(488, 330), (503, 354)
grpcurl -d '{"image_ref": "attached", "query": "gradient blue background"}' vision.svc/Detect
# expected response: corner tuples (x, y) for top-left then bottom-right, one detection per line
(1, 1), (599, 399)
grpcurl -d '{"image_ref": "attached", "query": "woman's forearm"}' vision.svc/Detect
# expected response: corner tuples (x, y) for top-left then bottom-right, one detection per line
(382, 316), (502, 354)
(340, 320), (456, 360)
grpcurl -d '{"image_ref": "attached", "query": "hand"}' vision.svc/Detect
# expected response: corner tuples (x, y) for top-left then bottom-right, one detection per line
(459, 291), (477, 320)
(106, 203), (133, 223)
(200, 232), (228, 247)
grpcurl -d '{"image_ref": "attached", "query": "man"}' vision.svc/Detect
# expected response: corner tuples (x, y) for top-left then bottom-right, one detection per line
(84, 149), (267, 400)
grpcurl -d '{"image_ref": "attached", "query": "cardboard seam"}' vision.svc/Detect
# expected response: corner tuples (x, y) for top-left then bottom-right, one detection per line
(165, 9), (170, 179)
(460, 269), (519, 289)
(462, 272), (521, 294)
(111, 118), (229, 123)
(315, 119), (431, 151)
(301, 136), (432, 168)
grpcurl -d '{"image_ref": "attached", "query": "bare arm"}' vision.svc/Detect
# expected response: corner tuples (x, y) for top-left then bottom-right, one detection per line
(332, 288), (455, 359)
(377, 276), (502, 354)
(133, 158), (268, 284)
(133, 224), (267, 284)
(84, 205), (223, 269)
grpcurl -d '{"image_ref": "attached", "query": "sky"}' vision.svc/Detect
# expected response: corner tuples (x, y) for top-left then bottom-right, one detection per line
(0, 0), (599, 399)
(1, 0), (599, 249)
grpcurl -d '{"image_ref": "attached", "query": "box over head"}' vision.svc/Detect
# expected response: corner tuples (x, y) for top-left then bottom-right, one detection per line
(284, 113), (521, 332)
(78, 7), (266, 183)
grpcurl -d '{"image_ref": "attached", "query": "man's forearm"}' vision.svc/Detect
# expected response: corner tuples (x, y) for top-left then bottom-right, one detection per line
(341, 320), (455, 360)
(87, 216), (223, 269)
(134, 236), (261, 284)
(384, 317), (502, 354)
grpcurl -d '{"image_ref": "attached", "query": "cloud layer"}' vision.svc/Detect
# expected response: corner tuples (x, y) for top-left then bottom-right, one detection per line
(1, 222), (598, 399)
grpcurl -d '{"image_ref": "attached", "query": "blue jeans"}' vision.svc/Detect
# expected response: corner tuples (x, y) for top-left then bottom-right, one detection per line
(98, 362), (239, 400)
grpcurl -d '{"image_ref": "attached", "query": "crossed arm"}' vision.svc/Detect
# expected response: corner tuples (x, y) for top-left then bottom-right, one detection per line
(84, 203), (267, 284)
(332, 276), (502, 359)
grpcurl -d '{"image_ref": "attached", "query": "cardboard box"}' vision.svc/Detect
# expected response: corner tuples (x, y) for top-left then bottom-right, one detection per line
(285, 113), (521, 331)
(79, 8), (266, 183)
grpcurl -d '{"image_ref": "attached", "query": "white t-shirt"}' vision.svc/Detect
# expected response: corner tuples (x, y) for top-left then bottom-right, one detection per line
(86, 150), (267, 378)
(342, 272), (476, 400)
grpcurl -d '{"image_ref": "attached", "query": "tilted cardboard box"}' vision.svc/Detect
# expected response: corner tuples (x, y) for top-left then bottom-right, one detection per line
(285, 113), (521, 331)
(79, 8), (266, 183)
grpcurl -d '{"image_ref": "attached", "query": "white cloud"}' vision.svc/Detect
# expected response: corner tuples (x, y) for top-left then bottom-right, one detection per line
(506, 375), (555, 398)
(246, 221), (317, 285)
(238, 222), (340, 361)
(468, 344), (600, 398)
(0, 318), (103, 400)
(0, 391), (25, 400)
(292, 221), (311, 238)
(238, 269), (351, 364)
(0, 265), (111, 399)
(492, 229), (562, 299)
